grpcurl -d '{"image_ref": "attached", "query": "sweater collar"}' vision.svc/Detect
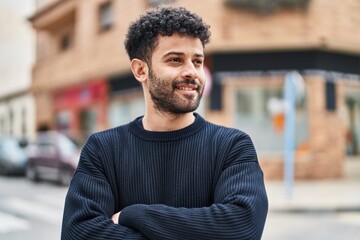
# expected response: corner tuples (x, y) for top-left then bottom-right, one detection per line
(129, 113), (206, 142)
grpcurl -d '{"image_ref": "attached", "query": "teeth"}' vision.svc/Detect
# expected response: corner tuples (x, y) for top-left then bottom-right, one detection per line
(178, 87), (194, 91)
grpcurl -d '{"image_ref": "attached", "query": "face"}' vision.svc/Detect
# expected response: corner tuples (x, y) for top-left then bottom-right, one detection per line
(146, 34), (206, 115)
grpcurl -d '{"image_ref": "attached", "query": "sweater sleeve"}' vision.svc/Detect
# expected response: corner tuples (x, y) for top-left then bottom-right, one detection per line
(61, 135), (148, 240)
(119, 133), (268, 240)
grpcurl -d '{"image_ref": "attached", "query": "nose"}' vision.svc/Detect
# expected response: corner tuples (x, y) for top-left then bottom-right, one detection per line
(181, 61), (198, 80)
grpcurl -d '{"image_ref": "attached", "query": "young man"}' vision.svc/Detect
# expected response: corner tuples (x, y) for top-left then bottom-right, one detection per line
(61, 6), (268, 240)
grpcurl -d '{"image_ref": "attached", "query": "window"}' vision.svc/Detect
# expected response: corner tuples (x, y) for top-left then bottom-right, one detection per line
(79, 108), (97, 138)
(148, 0), (175, 7)
(234, 85), (308, 154)
(108, 97), (145, 127)
(56, 110), (71, 132)
(99, 1), (113, 31)
(60, 33), (72, 50)
(224, 0), (310, 14)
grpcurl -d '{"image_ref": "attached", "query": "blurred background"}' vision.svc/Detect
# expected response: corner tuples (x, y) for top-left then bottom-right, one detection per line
(0, 0), (359, 239)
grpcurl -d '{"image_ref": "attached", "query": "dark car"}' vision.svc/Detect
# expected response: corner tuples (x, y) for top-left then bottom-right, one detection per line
(25, 131), (81, 185)
(0, 136), (28, 175)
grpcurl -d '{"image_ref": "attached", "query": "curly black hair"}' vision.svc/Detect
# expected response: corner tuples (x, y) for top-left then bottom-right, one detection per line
(124, 6), (211, 63)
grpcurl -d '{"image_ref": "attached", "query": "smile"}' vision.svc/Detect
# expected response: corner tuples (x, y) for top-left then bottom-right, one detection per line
(177, 86), (197, 91)
(175, 83), (198, 91)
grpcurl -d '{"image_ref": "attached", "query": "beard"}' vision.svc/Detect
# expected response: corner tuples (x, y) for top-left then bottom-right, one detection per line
(148, 67), (204, 115)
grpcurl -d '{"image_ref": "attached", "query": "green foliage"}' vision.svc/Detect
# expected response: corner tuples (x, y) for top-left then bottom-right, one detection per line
(225, 0), (310, 14)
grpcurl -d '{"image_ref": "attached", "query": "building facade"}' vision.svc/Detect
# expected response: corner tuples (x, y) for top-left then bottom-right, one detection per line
(0, 0), (36, 142)
(29, 0), (360, 179)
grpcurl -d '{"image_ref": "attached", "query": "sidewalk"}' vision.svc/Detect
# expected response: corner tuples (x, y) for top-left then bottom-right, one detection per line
(265, 158), (360, 213)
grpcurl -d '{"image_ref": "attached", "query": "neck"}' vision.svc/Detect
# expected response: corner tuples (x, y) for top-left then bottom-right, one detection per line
(142, 111), (195, 131)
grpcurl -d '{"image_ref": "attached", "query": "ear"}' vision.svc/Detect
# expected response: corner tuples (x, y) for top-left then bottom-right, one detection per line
(130, 58), (148, 83)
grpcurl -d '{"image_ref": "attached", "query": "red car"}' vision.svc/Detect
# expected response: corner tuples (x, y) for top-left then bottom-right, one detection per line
(25, 131), (81, 186)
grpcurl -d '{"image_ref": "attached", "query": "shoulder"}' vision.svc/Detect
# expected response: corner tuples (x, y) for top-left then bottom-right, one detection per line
(204, 120), (250, 142)
(84, 123), (130, 149)
(203, 120), (257, 162)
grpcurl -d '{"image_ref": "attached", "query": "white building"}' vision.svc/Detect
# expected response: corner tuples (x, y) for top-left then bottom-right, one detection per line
(0, 0), (36, 141)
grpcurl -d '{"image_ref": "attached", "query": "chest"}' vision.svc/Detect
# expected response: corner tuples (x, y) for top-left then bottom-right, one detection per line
(114, 142), (219, 208)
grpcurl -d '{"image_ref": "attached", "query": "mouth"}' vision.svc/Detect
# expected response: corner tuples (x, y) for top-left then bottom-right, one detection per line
(176, 85), (198, 91)
(174, 80), (200, 93)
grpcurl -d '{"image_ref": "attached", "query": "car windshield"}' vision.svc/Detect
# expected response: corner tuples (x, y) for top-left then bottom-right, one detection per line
(33, 132), (79, 156)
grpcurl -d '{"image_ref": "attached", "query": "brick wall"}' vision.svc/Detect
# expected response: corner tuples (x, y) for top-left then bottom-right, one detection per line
(31, 0), (360, 91)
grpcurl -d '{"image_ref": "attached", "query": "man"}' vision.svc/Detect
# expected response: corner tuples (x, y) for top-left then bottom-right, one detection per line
(61, 6), (268, 240)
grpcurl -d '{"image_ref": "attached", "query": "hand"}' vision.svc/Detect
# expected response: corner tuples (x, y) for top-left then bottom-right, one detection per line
(112, 211), (121, 224)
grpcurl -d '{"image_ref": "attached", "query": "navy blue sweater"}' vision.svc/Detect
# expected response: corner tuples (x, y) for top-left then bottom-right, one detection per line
(61, 113), (268, 239)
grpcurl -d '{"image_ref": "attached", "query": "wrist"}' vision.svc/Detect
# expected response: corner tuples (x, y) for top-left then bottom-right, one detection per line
(111, 211), (121, 224)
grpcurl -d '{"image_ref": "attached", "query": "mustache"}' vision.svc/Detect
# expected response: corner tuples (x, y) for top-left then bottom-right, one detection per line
(172, 79), (201, 88)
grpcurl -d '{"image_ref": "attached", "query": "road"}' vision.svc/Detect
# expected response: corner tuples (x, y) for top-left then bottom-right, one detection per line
(1, 175), (360, 240)
(263, 209), (360, 240)
(263, 158), (360, 240)
(0, 176), (68, 240)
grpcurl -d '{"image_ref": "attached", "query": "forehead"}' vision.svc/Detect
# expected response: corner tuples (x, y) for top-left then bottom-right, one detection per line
(153, 34), (204, 57)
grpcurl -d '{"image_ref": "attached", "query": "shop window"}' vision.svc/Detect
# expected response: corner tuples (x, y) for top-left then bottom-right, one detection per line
(234, 85), (308, 154)
(56, 111), (71, 133)
(108, 97), (145, 127)
(80, 108), (97, 139)
(99, 1), (113, 31)
(344, 93), (360, 156)
(236, 91), (252, 114)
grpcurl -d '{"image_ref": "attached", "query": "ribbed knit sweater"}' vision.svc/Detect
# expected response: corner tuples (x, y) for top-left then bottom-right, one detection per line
(61, 113), (268, 240)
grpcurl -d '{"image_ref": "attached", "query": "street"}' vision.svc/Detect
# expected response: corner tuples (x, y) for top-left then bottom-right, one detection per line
(0, 176), (68, 240)
(263, 158), (360, 240)
(262, 158), (360, 240)
(1, 175), (360, 240)
(263, 208), (360, 240)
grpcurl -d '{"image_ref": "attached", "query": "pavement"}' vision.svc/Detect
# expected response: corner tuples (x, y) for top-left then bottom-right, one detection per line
(265, 157), (360, 213)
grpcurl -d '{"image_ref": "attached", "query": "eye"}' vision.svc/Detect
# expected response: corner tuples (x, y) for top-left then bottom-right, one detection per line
(193, 59), (203, 66)
(168, 58), (182, 63)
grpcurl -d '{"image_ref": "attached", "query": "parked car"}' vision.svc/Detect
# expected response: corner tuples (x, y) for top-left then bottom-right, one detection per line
(0, 136), (28, 175)
(25, 131), (81, 185)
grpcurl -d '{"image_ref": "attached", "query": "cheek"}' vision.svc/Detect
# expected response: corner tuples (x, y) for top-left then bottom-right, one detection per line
(198, 71), (206, 84)
(149, 73), (172, 89)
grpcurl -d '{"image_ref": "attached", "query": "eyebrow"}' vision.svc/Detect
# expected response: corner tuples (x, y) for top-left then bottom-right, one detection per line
(162, 51), (204, 59)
